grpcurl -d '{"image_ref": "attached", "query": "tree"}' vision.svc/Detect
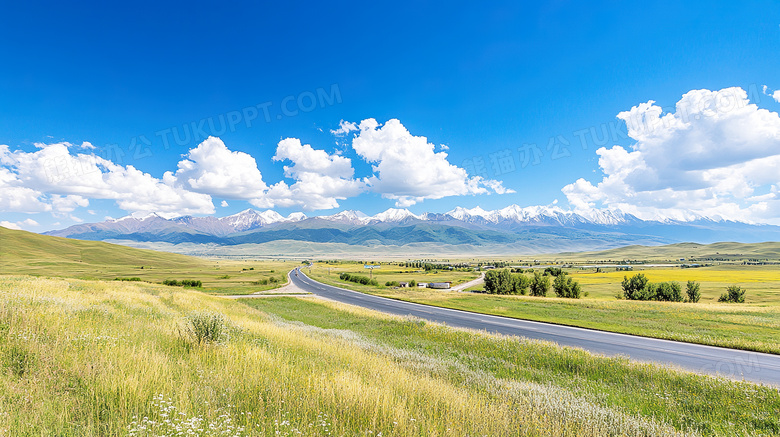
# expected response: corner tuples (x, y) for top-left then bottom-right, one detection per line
(529, 272), (550, 297)
(484, 269), (513, 294)
(552, 272), (582, 299)
(621, 274), (653, 300)
(719, 285), (746, 303)
(511, 273), (530, 295)
(409, 279), (417, 287)
(686, 280), (701, 303)
(654, 281), (683, 302)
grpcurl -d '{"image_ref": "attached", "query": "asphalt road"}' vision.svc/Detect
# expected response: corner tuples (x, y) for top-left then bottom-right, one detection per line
(289, 268), (780, 386)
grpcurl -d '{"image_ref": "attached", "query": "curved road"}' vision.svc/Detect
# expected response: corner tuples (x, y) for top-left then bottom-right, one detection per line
(290, 268), (780, 386)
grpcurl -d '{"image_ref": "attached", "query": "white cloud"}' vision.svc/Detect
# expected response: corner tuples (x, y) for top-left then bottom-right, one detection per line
(220, 200), (229, 207)
(330, 120), (358, 136)
(173, 136), (268, 199)
(563, 87), (780, 223)
(351, 118), (513, 206)
(265, 138), (364, 210)
(762, 85), (780, 103)
(0, 221), (22, 230)
(51, 195), (89, 213)
(0, 141), (214, 216)
(0, 218), (39, 230)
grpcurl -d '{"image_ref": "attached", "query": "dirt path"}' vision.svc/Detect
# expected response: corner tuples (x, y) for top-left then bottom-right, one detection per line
(452, 272), (484, 291)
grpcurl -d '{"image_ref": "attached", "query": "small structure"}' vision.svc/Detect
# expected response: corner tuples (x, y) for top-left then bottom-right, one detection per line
(429, 282), (451, 289)
(417, 282), (428, 288)
(399, 282), (409, 288)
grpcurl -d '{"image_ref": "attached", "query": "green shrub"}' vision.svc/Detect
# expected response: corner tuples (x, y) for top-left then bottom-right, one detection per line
(543, 267), (563, 277)
(719, 285), (746, 303)
(180, 311), (226, 347)
(385, 281), (400, 287)
(163, 279), (201, 287)
(339, 272), (376, 286)
(409, 279), (417, 287)
(114, 277), (141, 282)
(4, 344), (33, 377)
(686, 280), (701, 303)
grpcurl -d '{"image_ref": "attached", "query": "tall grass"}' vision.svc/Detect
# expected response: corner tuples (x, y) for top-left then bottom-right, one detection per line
(0, 275), (777, 436)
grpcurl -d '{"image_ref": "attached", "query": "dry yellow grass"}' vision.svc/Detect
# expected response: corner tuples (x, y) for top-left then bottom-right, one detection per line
(0, 275), (714, 436)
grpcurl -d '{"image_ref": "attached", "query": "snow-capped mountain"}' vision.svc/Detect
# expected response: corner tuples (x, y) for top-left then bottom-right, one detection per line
(370, 208), (421, 223)
(318, 210), (370, 225)
(444, 205), (633, 226)
(44, 204), (780, 249)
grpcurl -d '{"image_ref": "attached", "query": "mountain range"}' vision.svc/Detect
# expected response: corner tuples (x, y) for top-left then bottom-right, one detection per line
(42, 205), (780, 252)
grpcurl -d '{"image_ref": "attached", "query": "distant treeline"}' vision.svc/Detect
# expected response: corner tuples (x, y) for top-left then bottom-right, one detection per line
(339, 272), (378, 286)
(162, 279), (203, 288)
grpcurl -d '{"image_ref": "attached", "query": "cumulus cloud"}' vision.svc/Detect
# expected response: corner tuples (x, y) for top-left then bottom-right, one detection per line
(220, 200), (229, 207)
(173, 136), (268, 199)
(0, 221), (21, 230)
(0, 141), (214, 217)
(351, 118), (513, 207)
(0, 218), (39, 230)
(563, 87), (780, 223)
(264, 138), (364, 210)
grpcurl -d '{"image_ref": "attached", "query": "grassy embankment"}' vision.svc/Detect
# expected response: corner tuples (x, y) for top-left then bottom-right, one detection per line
(307, 262), (780, 354)
(0, 227), (296, 295)
(1, 275), (779, 436)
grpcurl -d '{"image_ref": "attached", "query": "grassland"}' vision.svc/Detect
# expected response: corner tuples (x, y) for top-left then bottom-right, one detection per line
(1, 275), (778, 436)
(0, 227), (297, 295)
(307, 263), (780, 354)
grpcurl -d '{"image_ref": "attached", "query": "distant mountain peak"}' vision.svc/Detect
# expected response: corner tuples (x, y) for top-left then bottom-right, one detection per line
(371, 208), (420, 222)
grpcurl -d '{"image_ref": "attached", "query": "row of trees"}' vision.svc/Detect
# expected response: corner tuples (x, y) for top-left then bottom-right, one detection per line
(484, 269), (583, 298)
(162, 279), (202, 287)
(339, 272), (379, 286)
(621, 274), (746, 303)
(620, 274), (698, 302)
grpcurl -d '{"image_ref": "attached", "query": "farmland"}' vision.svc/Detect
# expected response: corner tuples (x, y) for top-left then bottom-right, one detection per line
(306, 261), (780, 354)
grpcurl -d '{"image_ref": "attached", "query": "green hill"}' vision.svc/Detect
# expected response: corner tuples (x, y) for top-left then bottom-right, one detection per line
(0, 227), (295, 293)
(0, 226), (203, 272)
(547, 241), (780, 262)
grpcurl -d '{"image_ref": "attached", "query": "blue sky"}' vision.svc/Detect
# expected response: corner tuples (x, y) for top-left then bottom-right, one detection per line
(2, 1), (780, 231)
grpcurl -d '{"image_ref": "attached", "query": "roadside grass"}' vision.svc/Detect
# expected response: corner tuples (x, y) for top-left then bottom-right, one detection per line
(1, 275), (778, 436)
(244, 296), (780, 437)
(307, 265), (780, 354)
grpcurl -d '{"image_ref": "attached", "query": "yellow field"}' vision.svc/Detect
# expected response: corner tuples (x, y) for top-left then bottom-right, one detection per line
(570, 265), (780, 304)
